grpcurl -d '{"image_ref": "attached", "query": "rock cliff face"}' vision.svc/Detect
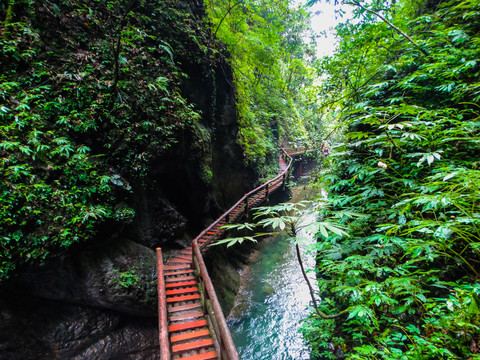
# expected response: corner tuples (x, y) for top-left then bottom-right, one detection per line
(0, 1), (257, 358)
(128, 55), (254, 249)
(0, 238), (160, 359)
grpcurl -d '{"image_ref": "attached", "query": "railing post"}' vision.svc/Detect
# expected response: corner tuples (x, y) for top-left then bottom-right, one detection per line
(265, 183), (269, 202)
(156, 248), (170, 360)
(244, 195), (249, 217)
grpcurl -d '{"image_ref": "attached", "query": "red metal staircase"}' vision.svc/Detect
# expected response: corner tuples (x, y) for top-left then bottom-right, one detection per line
(156, 149), (301, 360)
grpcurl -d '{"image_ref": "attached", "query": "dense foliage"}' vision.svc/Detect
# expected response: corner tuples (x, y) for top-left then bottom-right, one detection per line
(0, 0), (212, 280)
(205, 0), (319, 172)
(302, 0), (480, 358)
(0, 0), (321, 282)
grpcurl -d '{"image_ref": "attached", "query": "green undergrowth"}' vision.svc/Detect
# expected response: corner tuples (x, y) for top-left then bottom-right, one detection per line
(0, 0), (215, 280)
(205, 0), (320, 172)
(302, 0), (480, 358)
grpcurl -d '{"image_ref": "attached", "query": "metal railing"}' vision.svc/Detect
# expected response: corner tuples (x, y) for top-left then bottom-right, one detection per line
(156, 149), (302, 360)
(192, 241), (238, 359)
(189, 149), (294, 360)
(196, 149), (293, 251)
(156, 248), (170, 360)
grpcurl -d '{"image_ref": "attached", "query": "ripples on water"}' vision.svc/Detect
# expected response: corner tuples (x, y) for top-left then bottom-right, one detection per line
(227, 203), (318, 360)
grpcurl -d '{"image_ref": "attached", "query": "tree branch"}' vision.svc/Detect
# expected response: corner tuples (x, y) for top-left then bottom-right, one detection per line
(345, 0), (429, 56)
(385, 130), (407, 154)
(213, 0), (243, 39)
(320, 68), (383, 110)
(291, 224), (347, 319)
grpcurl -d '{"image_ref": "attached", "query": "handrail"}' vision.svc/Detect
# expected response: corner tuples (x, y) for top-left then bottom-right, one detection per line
(156, 149), (304, 360)
(192, 241), (239, 359)
(156, 248), (170, 360)
(189, 149), (296, 360)
(197, 149), (293, 250)
(245, 149), (292, 197)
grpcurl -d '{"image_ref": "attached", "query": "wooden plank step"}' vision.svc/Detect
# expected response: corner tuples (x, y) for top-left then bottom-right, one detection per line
(173, 254), (192, 260)
(177, 351), (217, 360)
(168, 260), (192, 265)
(169, 257), (192, 264)
(177, 255), (192, 260)
(171, 329), (210, 343)
(169, 319), (207, 332)
(166, 280), (197, 288)
(172, 339), (214, 354)
(166, 287), (198, 296)
(164, 269), (194, 277)
(164, 264), (191, 270)
(168, 302), (202, 313)
(167, 294), (201, 303)
(166, 275), (195, 283)
(178, 250), (192, 257)
(170, 311), (204, 322)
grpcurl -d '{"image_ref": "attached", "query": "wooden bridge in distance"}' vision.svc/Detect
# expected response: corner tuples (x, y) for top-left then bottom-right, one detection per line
(156, 149), (309, 360)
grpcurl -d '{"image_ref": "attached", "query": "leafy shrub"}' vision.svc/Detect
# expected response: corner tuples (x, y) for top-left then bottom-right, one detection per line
(0, 0), (209, 281)
(303, 0), (480, 358)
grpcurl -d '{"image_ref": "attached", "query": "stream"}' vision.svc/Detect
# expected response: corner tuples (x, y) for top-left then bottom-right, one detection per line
(227, 185), (319, 360)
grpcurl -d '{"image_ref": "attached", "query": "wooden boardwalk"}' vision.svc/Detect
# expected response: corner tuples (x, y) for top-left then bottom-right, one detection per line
(156, 150), (299, 360)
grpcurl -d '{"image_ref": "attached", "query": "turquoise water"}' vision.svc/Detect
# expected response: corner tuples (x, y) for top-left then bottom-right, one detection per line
(227, 198), (318, 360)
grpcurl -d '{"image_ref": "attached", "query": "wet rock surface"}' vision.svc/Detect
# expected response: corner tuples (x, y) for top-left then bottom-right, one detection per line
(0, 296), (158, 360)
(205, 238), (260, 315)
(0, 238), (158, 359)
(13, 238), (157, 317)
(130, 189), (189, 249)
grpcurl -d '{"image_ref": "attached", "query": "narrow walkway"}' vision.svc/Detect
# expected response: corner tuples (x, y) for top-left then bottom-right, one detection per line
(156, 150), (301, 360)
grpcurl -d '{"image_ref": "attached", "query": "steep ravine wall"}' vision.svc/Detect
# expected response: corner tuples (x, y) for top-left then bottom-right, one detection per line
(0, 1), (259, 359)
